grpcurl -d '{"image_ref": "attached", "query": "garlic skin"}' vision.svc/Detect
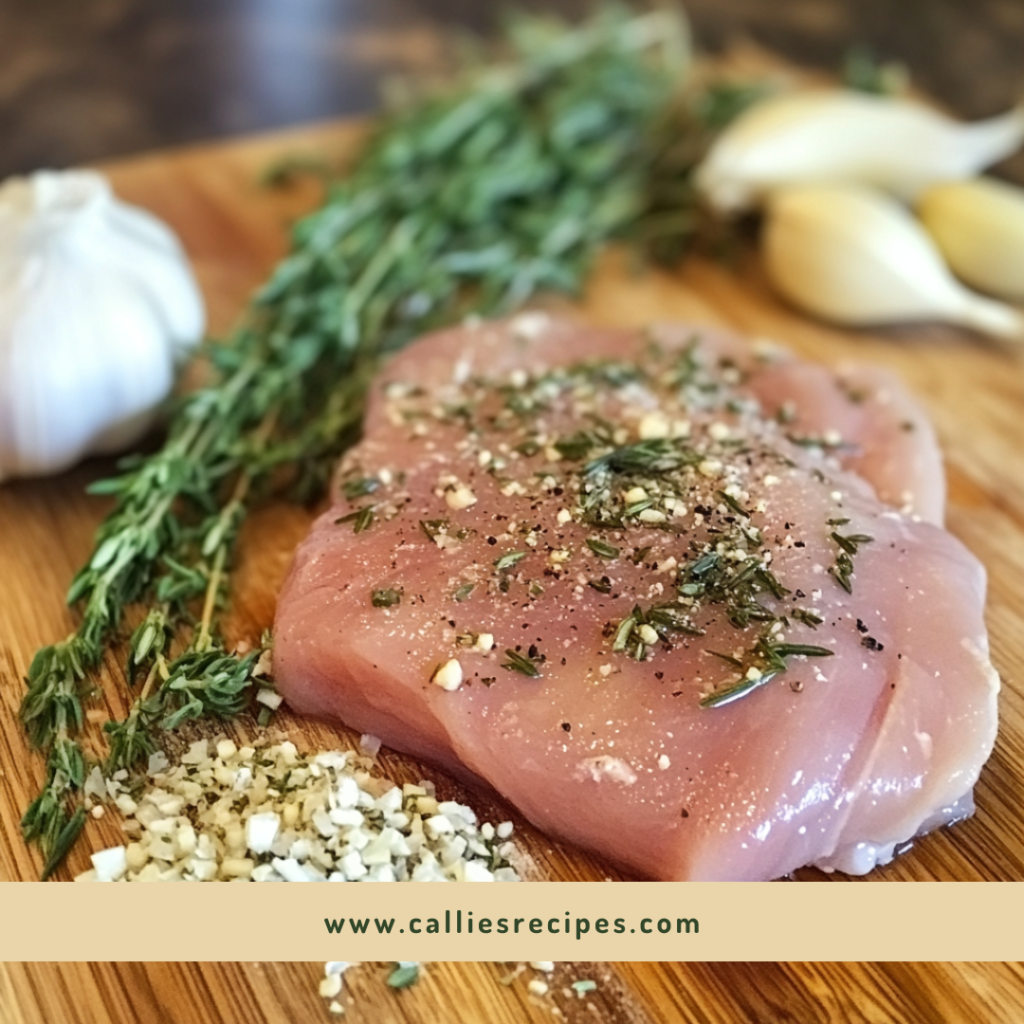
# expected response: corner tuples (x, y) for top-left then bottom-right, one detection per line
(918, 177), (1024, 302)
(763, 184), (1024, 341)
(696, 89), (1024, 213)
(0, 170), (204, 481)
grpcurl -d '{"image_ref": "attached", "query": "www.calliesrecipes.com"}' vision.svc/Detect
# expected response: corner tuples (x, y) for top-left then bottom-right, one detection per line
(325, 910), (699, 939)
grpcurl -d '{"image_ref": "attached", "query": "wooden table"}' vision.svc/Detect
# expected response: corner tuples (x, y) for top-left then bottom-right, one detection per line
(2, 0), (1024, 181)
(2, 962), (1024, 1024)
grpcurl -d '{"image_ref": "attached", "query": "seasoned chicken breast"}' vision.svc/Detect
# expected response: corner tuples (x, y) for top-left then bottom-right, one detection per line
(273, 315), (998, 880)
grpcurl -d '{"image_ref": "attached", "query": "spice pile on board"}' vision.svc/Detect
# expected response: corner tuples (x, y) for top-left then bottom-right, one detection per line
(75, 737), (518, 883)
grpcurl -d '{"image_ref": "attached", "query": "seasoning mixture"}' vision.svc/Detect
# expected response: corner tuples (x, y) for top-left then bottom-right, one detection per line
(74, 737), (518, 882)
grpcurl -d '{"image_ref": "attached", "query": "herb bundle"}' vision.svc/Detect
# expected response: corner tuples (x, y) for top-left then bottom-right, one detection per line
(20, 5), (760, 878)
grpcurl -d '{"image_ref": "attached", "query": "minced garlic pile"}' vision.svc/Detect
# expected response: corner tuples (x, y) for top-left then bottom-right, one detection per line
(75, 737), (518, 883)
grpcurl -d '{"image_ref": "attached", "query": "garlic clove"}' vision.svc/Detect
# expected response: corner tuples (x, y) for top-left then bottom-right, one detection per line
(918, 177), (1024, 302)
(762, 183), (1024, 342)
(0, 170), (205, 481)
(695, 89), (1024, 213)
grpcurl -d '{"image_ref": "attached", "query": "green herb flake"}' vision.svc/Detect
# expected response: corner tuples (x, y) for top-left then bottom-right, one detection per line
(716, 489), (749, 518)
(831, 531), (874, 555)
(700, 673), (774, 708)
(343, 477), (380, 499)
(371, 588), (403, 608)
(453, 583), (475, 602)
(494, 551), (527, 571)
(387, 963), (420, 989)
(707, 650), (743, 667)
(354, 507), (375, 533)
(501, 649), (542, 678)
(554, 431), (598, 461)
(419, 519), (450, 541)
(586, 537), (620, 560)
(791, 608), (824, 628)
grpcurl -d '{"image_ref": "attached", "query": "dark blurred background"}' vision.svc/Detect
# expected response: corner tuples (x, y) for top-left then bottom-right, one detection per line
(2, 0), (1024, 177)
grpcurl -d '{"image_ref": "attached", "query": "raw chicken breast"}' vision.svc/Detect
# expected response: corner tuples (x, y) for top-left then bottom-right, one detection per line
(273, 315), (998, 881)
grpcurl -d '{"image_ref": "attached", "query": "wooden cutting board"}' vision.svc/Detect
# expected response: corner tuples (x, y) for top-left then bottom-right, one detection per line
(0, 120), (1023, 1020)
(2, 961), (1024, 1024)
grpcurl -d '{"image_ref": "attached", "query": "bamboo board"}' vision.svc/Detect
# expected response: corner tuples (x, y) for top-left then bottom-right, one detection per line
(1, 121), (1023, 1019)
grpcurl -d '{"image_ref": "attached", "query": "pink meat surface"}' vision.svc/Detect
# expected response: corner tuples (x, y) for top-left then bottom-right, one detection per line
(273, 315), (998, 881)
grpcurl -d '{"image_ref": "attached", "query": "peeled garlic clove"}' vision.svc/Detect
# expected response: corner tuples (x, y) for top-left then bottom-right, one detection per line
(0, 170), (204, 481)
(918, 177), (1024, 302)
(696, 89), (1024, 213)
(763, 183), (1024, 341)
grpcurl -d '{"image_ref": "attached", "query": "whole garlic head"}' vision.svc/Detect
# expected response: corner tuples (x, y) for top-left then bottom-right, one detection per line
(0, 170), (204, 481)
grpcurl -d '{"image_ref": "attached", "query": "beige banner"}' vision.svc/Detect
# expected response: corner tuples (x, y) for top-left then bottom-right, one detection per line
(0, 882), (1021, 960)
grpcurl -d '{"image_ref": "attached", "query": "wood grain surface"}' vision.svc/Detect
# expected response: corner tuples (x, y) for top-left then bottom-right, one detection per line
(2, 95), (1024, 1024)
(1, 961), (1023, 1024)
(2, 119), (1023, 887)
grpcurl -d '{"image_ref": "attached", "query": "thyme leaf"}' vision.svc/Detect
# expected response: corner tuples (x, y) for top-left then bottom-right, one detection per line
(494, 551), (527, 571)
(501, 649), (543, 678)
(586, 537), (621, 559)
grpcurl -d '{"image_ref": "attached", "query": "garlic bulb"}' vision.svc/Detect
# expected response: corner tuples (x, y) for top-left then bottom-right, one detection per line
(0, 170), (204, 481)
(696, 89), (1024, 213)
(762, 183), (1024, 341)
(918, 177), (1024, 302)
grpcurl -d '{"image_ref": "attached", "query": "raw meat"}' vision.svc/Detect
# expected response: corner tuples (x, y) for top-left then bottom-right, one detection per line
(273, 315), (998, 881)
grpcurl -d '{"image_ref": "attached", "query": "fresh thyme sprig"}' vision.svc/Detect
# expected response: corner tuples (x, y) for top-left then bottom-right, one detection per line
(19, 4), (761, 876)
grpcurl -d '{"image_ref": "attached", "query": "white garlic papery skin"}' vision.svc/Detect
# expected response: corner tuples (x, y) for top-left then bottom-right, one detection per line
(0, 170), (205, 481)
(918, 177), (1024, 302)
(695, 89), (1024, 214)
(763, 184), (1024, 341)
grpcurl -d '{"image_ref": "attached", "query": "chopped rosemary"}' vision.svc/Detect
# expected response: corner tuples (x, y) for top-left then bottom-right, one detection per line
(829, 531), (873, 592)
(586, 537), (621, 559)
(830, 553), (855, 593)
(611, 602), (702, 660)
(555, 431), (599, 461)
(701, 639), (832, 708)
(831, 531), (874, 556)
(708, 651), (743, 667)
(585, 438), (696, 477)
(494, 551), (527, 571)
(419, 519), (449, 541)
(716, 489), (749, 517)
(342, 476), (380, 498)
(791, 608), (824, 628)
(354, 507), (375, 533)
(700, 674), (772, 708)
(501, 649), (542, 678)
(335, 506), (375, 531)
(371, 588), (403, 608)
